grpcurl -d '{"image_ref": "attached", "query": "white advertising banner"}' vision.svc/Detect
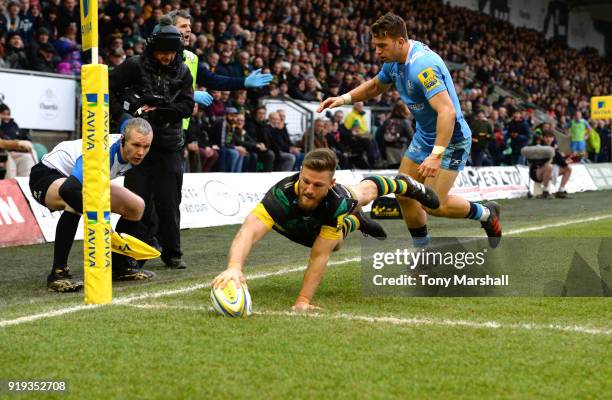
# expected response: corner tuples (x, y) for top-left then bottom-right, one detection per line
(0, 70), (76, 131)
(179, 172), (292, 229)
(451, 166), (529, 201)
(14, 166), (602, 244)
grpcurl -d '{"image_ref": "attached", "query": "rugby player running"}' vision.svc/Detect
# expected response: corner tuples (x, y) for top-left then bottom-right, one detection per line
(317, 13), (502, 249)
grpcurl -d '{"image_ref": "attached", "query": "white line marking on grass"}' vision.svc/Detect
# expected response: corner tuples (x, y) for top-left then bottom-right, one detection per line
(0, 258), (359, 328)
(1, 213), (610, 329)
(0, 304), (102, 328)
(506, 214), (612, 235)
(124, 303), (612, 336)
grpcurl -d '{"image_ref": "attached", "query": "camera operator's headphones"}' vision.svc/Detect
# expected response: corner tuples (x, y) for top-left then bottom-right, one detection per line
(147, 16), (183, 54)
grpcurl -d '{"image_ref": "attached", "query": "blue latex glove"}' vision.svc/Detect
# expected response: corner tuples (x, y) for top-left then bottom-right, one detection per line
(194, 91), (214, 106)
(244, 69), (273, 88)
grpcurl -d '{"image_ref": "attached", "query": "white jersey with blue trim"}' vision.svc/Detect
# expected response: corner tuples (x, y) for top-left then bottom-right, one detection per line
(377, 40), (471, 144)
(41, 134), (131, 181)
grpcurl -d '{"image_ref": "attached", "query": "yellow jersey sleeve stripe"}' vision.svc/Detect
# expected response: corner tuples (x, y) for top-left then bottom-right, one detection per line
(252, 203), (275, 229)
(319, 225), (342, 240)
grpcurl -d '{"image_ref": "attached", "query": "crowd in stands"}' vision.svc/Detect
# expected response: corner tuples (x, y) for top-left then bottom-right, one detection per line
(1, 0), (611, 172)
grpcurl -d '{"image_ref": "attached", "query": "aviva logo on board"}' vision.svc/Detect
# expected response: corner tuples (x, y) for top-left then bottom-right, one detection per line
(85, 93), (109, 108)
(591, 96), (612, 119)
(86, 211), (111, 225)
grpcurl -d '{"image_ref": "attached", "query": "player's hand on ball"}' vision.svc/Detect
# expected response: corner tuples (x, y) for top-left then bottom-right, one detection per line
(418, 155), (442, 178)
(316, 96), (344, 113)
(212, 268), (246, 290)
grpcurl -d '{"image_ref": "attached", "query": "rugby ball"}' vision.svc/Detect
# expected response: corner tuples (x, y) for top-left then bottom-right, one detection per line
(211, 280), (252, 318)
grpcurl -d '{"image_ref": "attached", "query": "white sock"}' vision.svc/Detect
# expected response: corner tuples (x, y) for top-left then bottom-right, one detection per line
(558, 185), (566, 192)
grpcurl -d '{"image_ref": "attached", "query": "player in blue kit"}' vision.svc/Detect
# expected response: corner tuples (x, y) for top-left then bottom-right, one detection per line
(318, 13), (501, 247)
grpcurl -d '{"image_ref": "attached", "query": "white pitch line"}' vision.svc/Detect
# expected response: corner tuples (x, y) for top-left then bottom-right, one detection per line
(1, 213), (611, 329)
(0, 257), (359, 328)
(506, 214), (612, 235)
(0, 304), (102, 328)
(124, 303), (612, 336)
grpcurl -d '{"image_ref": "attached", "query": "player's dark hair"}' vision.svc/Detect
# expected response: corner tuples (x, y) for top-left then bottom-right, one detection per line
(371, 13), (408, 39)
(303, 148), (337, 174)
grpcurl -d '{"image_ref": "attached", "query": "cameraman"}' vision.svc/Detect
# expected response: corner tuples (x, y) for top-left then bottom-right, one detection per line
(109, 16), (194, 270)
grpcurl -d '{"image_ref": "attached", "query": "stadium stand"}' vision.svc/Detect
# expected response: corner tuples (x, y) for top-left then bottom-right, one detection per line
(0, 0), (610, 171)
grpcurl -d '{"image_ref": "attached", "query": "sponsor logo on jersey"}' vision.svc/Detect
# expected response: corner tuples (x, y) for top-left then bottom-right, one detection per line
(418, 67), (441, 92)
(407, 103), (425, 112)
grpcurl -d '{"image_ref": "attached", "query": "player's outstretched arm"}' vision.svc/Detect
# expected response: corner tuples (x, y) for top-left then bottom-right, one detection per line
(292, 235), (339, 311)
(212, 213), (271, 289)
(316, 76), (391, 113)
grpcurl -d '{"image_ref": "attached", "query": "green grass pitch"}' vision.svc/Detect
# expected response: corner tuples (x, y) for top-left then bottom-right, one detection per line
(0, 191), (611, 399)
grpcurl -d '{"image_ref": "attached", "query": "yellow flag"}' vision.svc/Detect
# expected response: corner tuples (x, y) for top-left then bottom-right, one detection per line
(81, 64), (111, 304)
(80, 0), (98, 51)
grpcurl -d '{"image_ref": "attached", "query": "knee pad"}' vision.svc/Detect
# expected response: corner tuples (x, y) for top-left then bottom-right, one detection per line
(58, 175), (83, 213)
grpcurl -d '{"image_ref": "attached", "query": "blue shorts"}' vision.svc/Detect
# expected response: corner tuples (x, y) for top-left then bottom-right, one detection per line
(570, 141), (586, 153)
(405, 135), (471, 171)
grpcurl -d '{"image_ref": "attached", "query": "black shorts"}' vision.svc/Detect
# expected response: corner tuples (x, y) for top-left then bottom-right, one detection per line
(29, 162), (65, 206)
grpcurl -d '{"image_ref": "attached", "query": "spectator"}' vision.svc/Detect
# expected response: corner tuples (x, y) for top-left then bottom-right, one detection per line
(0, 41), (7, 68)
(530, 130), (572, 199)
(56, 0), (79, 35)
(587, 120), (601, 163)
(27, 27), (55, 65)
(54, 22), (81, 75)
(278, 109), (304, 170)
(469, 111), (494, 166)
(567, 111), (591, 160)
(597, 120), (611, 163)
(211, 107), (241, 172)
(30, 41), (57, 72)
(206, 90), (226, 120)
(216, 50), (239, 77)
(302, 118), (329, 150)
(377, 102), (413, 167)
(503, 130), (529, 166)
(186, 105), (219, 173)
(231, 113), (258, 172)
(236, 50), (252, 78)
(325, 119), (351, 169)
(266, 111), (295, 171)
(106, 48), (126, 70)
(506, 111), (531, 164)
(3, 1), (22, 37)
(343, 102), (382, 168)
(5, 32), (30, 69)
(245, 106), (275, 172)
(0, 103), (36, 178)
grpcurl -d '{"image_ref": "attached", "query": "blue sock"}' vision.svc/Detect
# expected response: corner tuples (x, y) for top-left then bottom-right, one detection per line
(467, 202), (485, 220)
(409, 225), (431, 247)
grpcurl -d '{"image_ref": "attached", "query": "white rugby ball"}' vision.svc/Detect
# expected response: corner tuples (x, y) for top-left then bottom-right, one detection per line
(211, 280), (252, 318)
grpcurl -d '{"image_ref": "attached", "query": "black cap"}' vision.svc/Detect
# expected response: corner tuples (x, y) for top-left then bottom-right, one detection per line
(149, 16), (182, 53)
(37, 27), (50, 36)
